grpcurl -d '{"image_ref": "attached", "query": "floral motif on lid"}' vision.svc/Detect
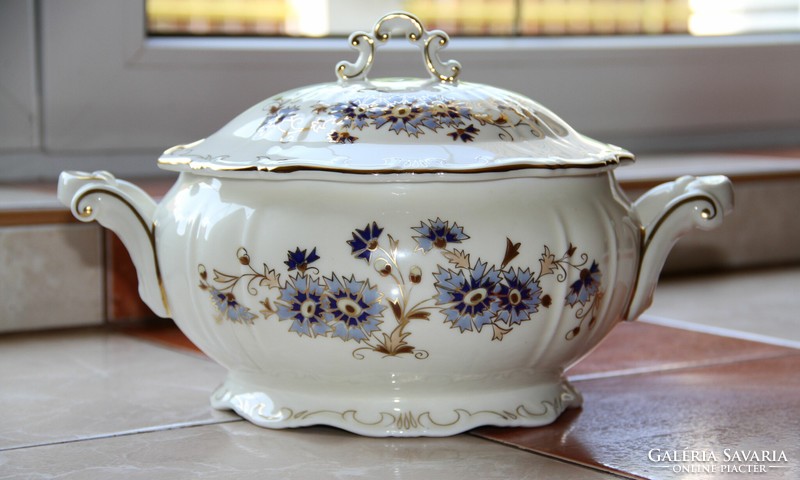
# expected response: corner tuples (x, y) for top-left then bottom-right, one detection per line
(157, 10), (634, 175)
(248, 83), (574, 146)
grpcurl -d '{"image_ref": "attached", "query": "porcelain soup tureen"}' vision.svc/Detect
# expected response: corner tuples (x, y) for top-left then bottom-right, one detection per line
(59, 12), (733, 436)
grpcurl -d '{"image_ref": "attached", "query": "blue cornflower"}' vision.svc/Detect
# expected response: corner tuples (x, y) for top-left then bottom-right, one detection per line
(494, 268), (542, 325)
(372, 101), (437, 137)
(284, 247), (320, 274)
(276, 275), (330, 338)
(433, 260), (501, 332)
(262, 103), (299, 125)
(329, 101), (372, 130)
(347, 222), (383, 263)
(446, 124), (480, 142)
(209, 288), (257, 324)
(412, 218), (469, 252)
(322, 274), (385, 343)
(566, 261), (602, 306)
(429, 100), (470, 127)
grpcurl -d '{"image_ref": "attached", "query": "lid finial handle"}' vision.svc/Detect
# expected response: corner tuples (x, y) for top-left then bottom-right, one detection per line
(336, 12), (461, 83)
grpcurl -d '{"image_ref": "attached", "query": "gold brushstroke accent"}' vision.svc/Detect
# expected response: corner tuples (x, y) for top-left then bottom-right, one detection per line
(642, 194), (718, 252)
(163, 138), (205, 155)
(622, 223), (647, 321)
(75, 188), (171, 317)
(336, 33), (375, 80)
(424, 33), (459, 82)
(374, 12), (424, 43)
(253, 397), (562, 430)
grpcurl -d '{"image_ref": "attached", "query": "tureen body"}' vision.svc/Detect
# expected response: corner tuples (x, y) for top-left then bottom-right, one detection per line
(57, 12), (733, 436)
(161, 169), (634, 435)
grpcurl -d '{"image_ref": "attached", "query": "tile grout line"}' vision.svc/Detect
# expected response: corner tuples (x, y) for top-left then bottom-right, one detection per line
(92, 317), (795, 480)
(112, 327), (211, 361)
(566, 314), (800, 381)
(568, 351), (800, 382)
(467, 433), (647, 480)
(0, 418), (244, 453)
(124, 336), (212, 362)
(640, 314), (800, 350)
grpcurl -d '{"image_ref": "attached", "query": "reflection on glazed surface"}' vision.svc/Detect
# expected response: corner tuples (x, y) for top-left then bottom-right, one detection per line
(59, 163), (732, 436)
(161, 172), (634, 369)
(136, 172), (641, 434)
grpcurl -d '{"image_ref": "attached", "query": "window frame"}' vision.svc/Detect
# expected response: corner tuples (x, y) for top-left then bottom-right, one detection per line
(0, 0), (39, 151)
(3, 0), (800, 181)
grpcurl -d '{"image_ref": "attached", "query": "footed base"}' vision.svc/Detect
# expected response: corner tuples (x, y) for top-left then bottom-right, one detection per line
(210, 373), (583, 437)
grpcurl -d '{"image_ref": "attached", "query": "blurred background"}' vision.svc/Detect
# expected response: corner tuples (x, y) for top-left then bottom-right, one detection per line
(147, 0), (799, 37)
(2, 0), (799, 181)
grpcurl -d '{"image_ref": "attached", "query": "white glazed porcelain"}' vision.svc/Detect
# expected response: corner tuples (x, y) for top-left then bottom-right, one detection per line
(58, 12), (733, 437)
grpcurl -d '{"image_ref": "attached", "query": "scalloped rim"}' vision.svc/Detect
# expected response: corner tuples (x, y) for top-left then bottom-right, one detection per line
(156, 77), (636, 177)
(158, 151), (635, 180)
(209, 374), (583, 437)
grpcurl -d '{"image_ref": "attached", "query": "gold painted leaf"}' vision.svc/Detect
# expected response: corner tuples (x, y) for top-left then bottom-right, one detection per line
(408, 311), (431, 321)
(389, 299), (402, 321)
(539, 246), (557, 277)
(501, 238), (521, 269)
(389, 328), (411, 346)
(388, 234), (400, 261)
(259, 298), (277, 318)
(442, 248), (471, 269)
(493, 114), (510, 125)
(492, 323), (512, 341)
(259, 264), (282, 289)
(473, 113), (492, 125)
(394, 345), (415, 354)
(566, 243), (577, 257)
(377, 328), (413, 356)
(212, 269), (239, 285)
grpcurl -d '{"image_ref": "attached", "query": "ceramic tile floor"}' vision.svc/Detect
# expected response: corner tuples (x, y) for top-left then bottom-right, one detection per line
(2, 267), (799, 479)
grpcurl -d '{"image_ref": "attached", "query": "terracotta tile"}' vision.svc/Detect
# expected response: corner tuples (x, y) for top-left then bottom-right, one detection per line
(107, 232), (157, 322)
(475, 354), (800, 479)
(568, 322), (795, 379)
(103, 179), (174, 322)
(121, 320), (204, 355)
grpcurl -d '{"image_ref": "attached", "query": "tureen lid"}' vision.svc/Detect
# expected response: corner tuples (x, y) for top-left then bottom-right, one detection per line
(158, 12), (634, 177)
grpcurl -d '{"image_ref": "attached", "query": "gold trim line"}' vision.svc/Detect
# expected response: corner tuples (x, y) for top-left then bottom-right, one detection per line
(158, 154), (634, 175)
(76, 188), (171, 317)
(623, 193), (718, 320)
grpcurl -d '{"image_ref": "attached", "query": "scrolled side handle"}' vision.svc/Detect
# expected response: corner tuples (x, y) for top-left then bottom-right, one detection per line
(58, 170), (170, 318)
(335, 11), (461, 82)
(624, 175), (734, 321)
